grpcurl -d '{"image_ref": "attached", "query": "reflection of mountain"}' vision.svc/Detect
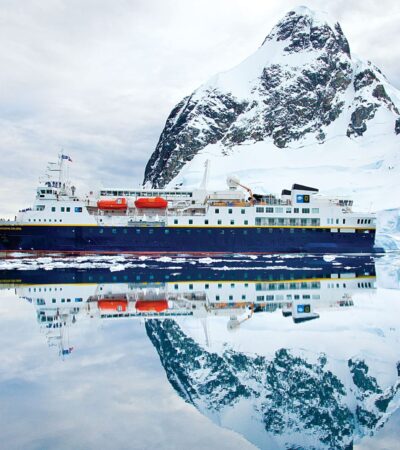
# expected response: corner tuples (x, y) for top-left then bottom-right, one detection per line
(146, 319), (400, 450)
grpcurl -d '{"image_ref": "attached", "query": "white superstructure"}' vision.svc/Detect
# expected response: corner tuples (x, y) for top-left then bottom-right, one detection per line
(13, 154), (377, 232)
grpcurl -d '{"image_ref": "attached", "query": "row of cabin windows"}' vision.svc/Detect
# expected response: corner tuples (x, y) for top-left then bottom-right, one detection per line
(52, 206), (82, 213)
(327, 218), (346, 225)
(101, 228), (324, 235)
(357, 219), (372, 224)
(29, 287), (63, 292)
(327, 283), (348, 288)
(256, 294), (316, 301)
(174, 283), (249, 290)
(35, 206), (83, 213)
(100, 190), (192, 197)
(214, 208), (246, 214)
(256, 281), (320, 291)
(358, 282), (373, 288)
(50, 298), (82, 303)
(255, 217), (320, 226)
(255, 207), (320, 214)
(173, 219), (249, 225)
(28, 218), (63, 223)
(214, 295), (247, 301)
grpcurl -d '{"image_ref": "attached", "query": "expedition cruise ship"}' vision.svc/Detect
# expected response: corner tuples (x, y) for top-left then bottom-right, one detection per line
(0, 155), (379, 254)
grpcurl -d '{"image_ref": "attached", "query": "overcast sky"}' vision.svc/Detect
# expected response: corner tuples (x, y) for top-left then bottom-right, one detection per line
(0, 0), (399, 216)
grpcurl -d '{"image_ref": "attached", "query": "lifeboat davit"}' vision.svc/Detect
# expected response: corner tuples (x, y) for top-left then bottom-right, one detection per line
(134, 197), (167, 209)
(98, 298), (128, 312)
(97, 197), (127, 210)
(135, 300), (168, 312)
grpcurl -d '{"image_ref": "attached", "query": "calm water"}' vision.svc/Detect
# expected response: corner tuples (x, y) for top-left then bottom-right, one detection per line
(0, 254), (399, 450)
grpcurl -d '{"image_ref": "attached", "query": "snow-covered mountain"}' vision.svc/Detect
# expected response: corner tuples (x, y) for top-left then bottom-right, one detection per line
(143, 6), (400, 222)
(146, 289), (400, 449)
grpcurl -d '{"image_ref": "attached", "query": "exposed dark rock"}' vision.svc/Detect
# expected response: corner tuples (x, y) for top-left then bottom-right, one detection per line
(354, 69), (378, 91)
(144, 91), (248, 187)
(348, 359), (382, 396)
(396, 118), (400, 135)
(347, 104), (378, 137)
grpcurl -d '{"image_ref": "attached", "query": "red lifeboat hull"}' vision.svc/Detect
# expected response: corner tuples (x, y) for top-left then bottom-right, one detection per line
(135, 300), (168, 312)
(134, 197), (167, 209)
(97, 197), (127, 210)
(98, 299), (128, 312)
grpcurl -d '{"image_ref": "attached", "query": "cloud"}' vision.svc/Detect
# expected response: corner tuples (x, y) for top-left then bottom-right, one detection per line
(0, 0), (399, 216)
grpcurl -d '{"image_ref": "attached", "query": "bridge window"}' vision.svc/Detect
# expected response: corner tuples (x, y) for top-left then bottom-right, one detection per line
(302, 208), (310, 213)
(256, 207), (264, 213)
(312, 208), (319, 213)
(265, 207), (274, 213)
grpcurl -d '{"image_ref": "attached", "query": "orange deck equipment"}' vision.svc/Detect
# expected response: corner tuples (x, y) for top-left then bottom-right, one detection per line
(134, 197), (168, 209)
(135, 300), (168, 312)
(98, 299), (128, 312)
(97, 197), (128, 210)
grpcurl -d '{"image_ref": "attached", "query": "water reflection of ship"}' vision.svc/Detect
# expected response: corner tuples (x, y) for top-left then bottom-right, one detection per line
(5, 255), (377, 353)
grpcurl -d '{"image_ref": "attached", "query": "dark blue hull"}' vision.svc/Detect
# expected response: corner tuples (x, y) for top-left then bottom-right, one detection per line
(0, 225), (378, 254)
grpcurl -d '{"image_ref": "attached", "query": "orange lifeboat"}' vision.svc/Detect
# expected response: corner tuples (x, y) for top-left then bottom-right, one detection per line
(135, 300), (168, 312)
(98, 298), (128, 312)
(134, 197), (168, 209)
(97, 197), (127, 210)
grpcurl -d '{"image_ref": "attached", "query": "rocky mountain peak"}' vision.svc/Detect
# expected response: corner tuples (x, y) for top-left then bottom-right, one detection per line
(262, 6), (350, 57)
(143, 7), (399, 189)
